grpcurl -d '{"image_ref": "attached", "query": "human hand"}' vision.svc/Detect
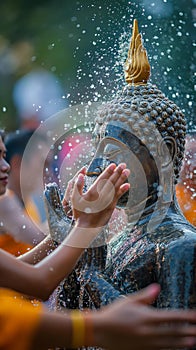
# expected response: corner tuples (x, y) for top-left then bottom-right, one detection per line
(93, 284), (196, 350)
(62, 166), (87, 218)
(71, 163), (130, 229)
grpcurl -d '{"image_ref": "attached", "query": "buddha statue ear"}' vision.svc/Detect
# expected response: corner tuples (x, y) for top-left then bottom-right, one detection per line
(158, 136), (177, 169)
(156, 136), (176, 204)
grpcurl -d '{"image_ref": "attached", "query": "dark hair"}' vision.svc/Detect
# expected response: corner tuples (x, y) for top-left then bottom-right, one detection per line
(5, 129), (48, 164)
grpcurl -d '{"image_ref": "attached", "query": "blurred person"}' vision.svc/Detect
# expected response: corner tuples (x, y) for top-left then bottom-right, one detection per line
(176, 131), (196, 226)
(0, 129), (49, 256)
(13, 68), (66, 130)
(1, 131), (196, 350)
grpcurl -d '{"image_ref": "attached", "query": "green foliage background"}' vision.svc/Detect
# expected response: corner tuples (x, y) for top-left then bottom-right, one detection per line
(0, 0), (195, 131)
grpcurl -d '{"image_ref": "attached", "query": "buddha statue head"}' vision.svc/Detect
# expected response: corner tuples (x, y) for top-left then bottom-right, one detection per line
(86, 19), (186, 221)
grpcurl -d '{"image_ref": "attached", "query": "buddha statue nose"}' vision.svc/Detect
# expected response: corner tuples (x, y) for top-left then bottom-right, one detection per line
(87, 157), (115, 176)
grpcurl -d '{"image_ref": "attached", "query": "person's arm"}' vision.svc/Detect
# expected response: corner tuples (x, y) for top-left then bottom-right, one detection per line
(34, 284), (196, 350)
(4, 283), (196, 350)
(17, 235), (55, 264)
(0, 163), (130, 300)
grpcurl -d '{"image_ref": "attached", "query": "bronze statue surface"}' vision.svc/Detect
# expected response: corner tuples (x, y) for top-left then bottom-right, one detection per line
(45, 19), (196, 349)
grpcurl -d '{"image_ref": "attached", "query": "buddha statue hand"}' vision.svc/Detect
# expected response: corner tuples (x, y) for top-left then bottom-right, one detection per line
(44, 182), (73, 244)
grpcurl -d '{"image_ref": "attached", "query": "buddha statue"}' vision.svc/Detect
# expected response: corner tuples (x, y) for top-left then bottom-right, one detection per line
(45, 19), (196, 317)
(78, 19), (196, 310)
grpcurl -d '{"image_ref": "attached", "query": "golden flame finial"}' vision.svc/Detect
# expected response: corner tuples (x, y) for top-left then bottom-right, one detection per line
(124, 19), (150, 85)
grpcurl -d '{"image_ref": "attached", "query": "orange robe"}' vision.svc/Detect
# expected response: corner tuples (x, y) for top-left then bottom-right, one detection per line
(0, 288), (42, 350)
(0, 190), (42, 256)
(0, 234), (32, 256)
(176, 183), (196, 227)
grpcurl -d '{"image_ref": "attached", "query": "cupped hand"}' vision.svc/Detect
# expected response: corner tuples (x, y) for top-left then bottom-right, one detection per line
(62, 166), (87, 218)
(71, 163), (130, 228)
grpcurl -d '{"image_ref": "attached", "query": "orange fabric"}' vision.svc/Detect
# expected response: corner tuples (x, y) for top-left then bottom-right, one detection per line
(0, 189), (42, 256)
(25, 198), (41, 224)
(0, 288), (42, 350)
(0, 233), (32, 257)
(176, 183), (196, 227)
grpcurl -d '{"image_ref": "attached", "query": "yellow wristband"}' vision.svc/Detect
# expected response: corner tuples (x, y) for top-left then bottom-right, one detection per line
(70, 310), (85, 348)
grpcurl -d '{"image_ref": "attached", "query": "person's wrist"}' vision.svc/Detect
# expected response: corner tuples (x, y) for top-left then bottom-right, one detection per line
(69, 310), (98, 348)
(90, 312), (106, 348)
(63, 224), (103, 248)
(75, 217), (103, 229)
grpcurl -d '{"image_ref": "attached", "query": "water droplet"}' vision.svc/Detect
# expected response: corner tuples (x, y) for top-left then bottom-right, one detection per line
(48, 43), (55, 50)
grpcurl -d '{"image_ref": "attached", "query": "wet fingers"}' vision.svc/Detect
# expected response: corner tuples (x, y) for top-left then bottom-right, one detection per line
(114, 168), (130, 191)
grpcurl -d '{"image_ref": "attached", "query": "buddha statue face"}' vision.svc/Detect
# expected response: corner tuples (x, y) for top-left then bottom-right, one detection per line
(87, 119), (160, 213)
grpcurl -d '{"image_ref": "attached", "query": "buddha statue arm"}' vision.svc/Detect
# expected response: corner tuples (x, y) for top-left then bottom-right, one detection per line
(82, 269), (123, 308)
(44, 182), (73, 244)
(156, 236), (196, 309)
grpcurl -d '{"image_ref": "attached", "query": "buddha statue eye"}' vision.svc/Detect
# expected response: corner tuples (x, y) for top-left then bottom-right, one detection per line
(103, 143), (122, 158)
